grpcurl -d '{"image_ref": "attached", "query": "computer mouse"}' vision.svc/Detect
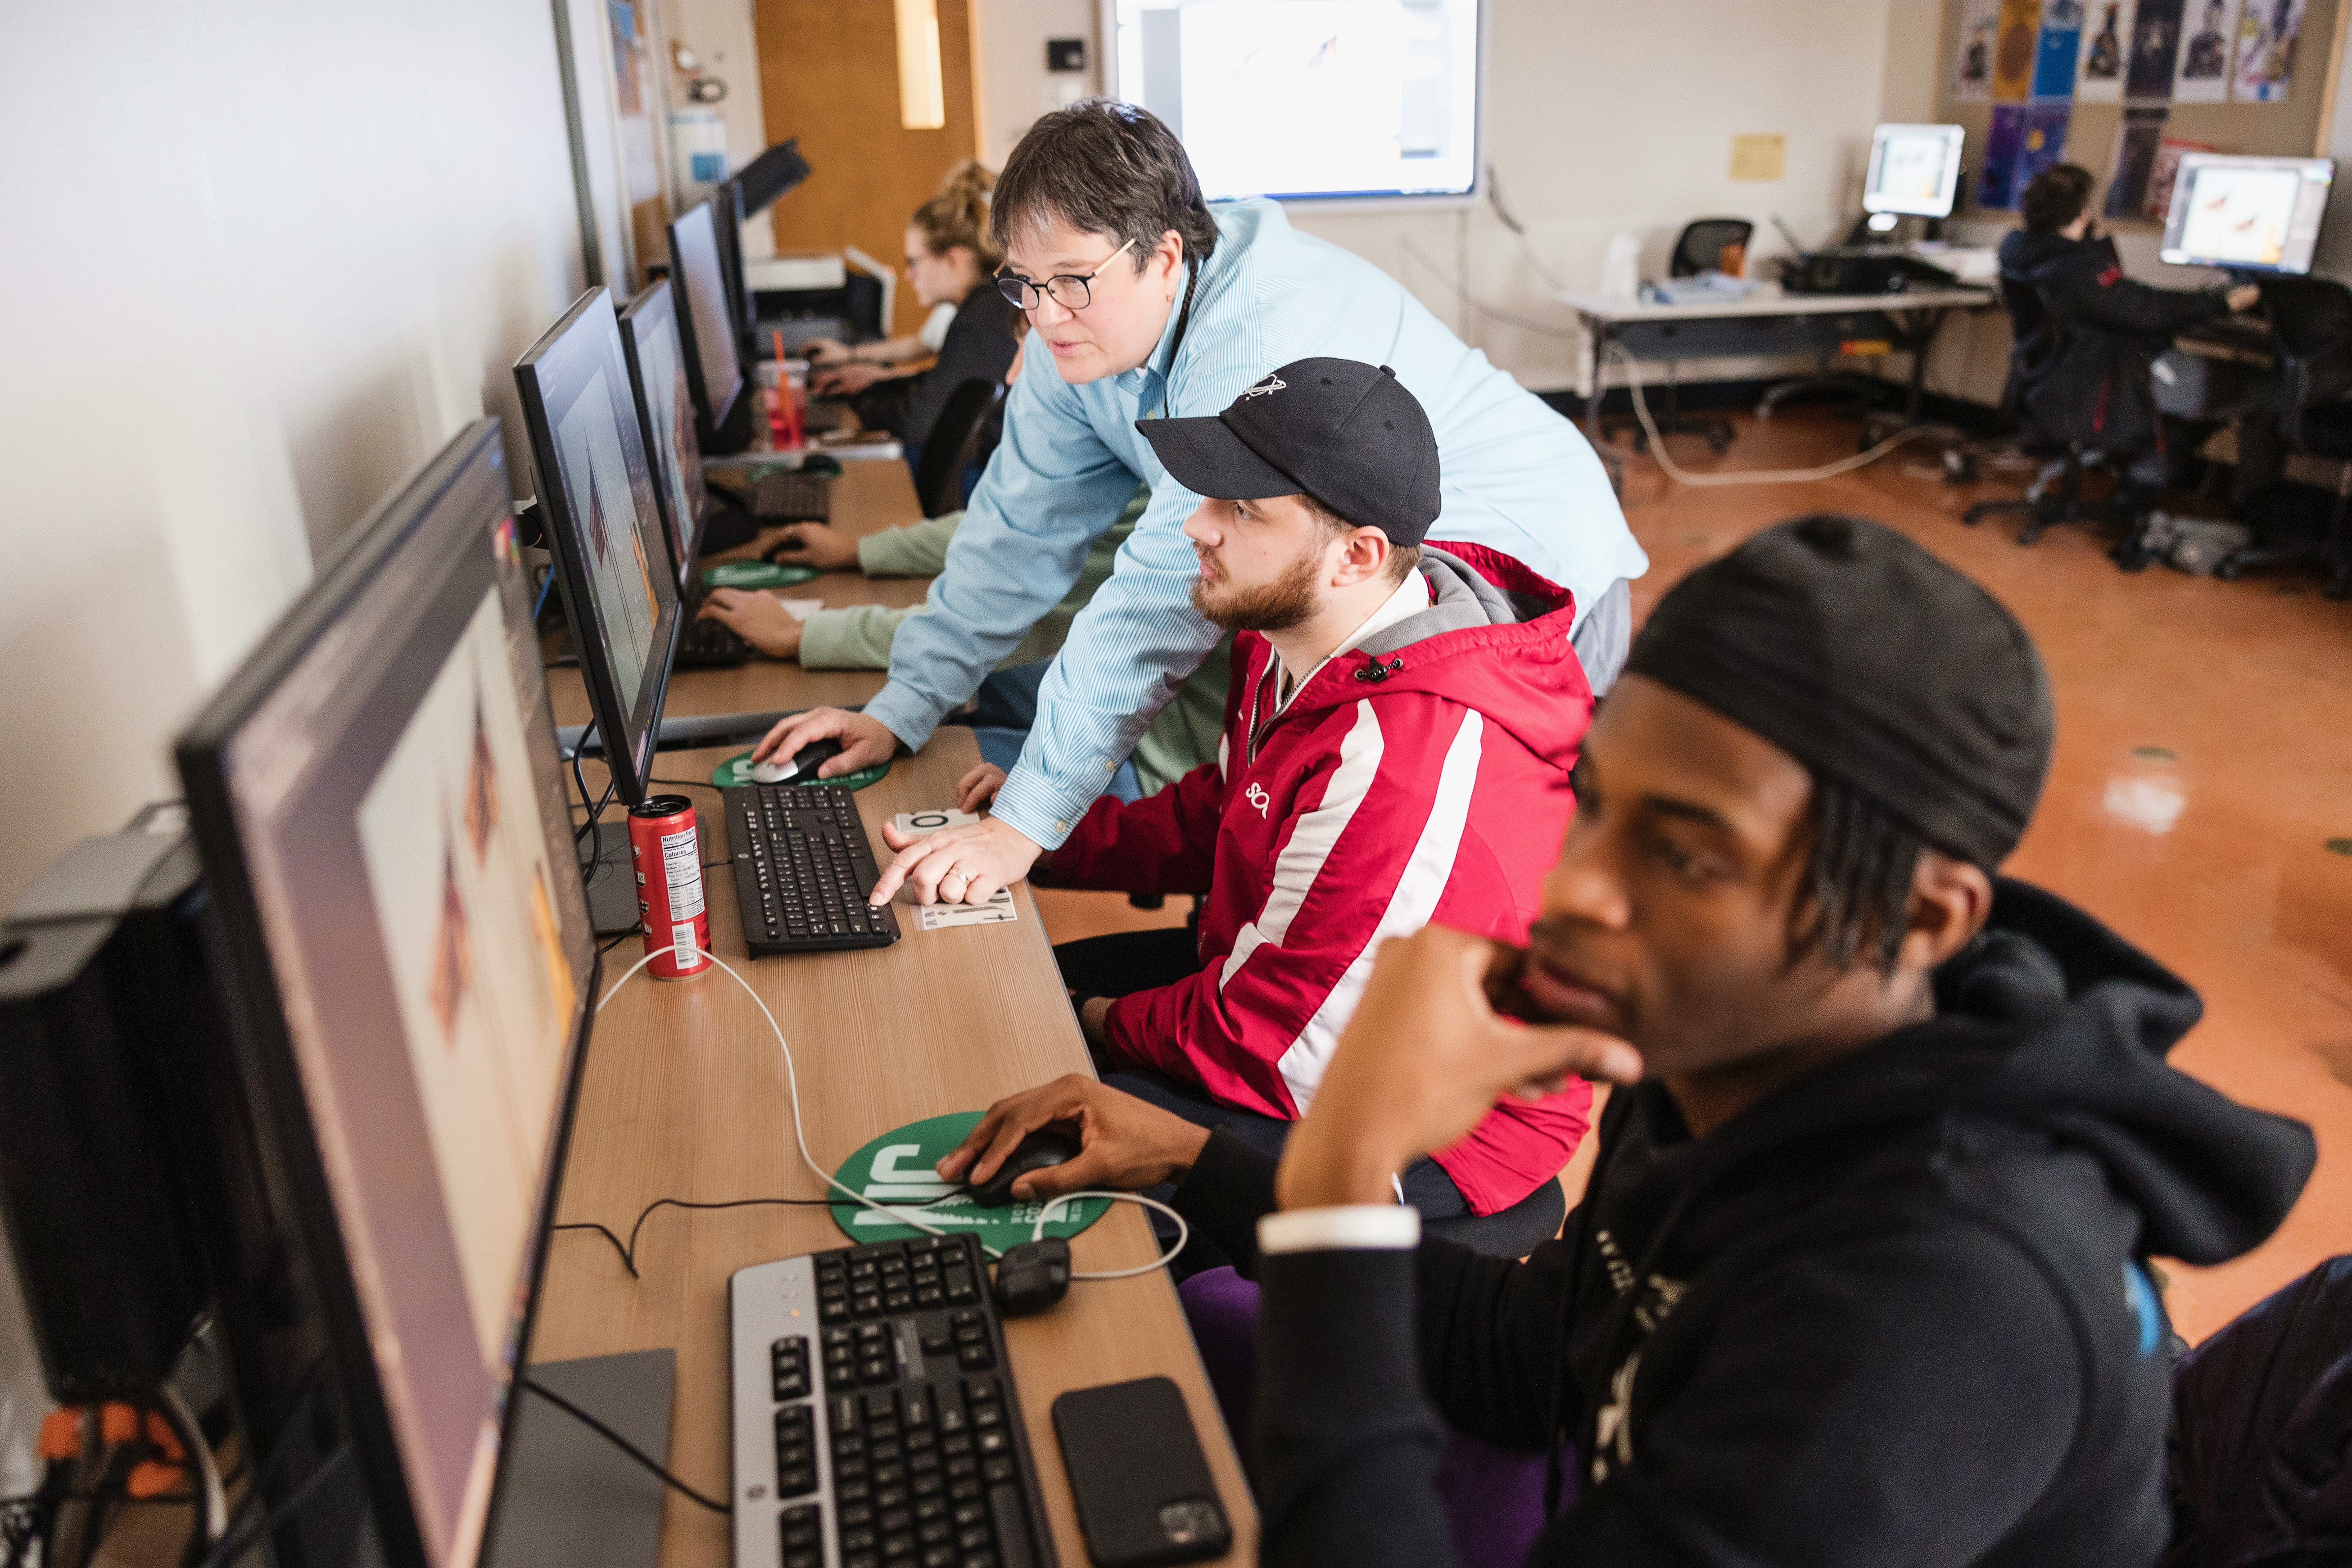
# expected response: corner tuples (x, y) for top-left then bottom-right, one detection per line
(748, 737), (843, 785)
(964, 1125), (1084, 1208)
(799, 452), (843, 477)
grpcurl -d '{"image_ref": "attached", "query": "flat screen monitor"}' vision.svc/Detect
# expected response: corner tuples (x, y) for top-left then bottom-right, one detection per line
(2159, 153), (2334, 275)
(1107, 0), (1485, 207)
(513, 288), (681, 808)
(1863, 123), (1966, 217)
(712, 177), (756, 345)
(617, 279), (706, 589)
(736, 137), (811, 219)
(176, 419), (597, 1568)
(666, 199), (748, 449)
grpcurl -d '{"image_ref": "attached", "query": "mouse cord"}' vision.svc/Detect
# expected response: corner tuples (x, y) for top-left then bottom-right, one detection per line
(1032, 1192), (1189, 1281)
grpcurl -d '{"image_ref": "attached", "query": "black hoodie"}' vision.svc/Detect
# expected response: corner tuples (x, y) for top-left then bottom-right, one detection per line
(1170, 880), (2315, 1567)
(1995, 229), (2227, 455)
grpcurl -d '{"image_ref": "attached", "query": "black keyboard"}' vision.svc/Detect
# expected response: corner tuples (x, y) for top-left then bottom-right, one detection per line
(678, 585), (753, 668)
(754, 470), (836, 522)
(726, 783), (900, 953)
(730, 1235), (1050, 1568)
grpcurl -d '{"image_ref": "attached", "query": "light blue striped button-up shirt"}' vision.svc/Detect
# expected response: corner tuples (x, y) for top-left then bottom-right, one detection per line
(862, 199), (1647, 850)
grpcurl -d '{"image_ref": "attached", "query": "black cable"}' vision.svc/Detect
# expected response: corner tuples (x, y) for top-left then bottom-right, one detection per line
(518, 1380), (729, 1515)
(552, 1196), (833, 1279)
(596, 930), (638, 958)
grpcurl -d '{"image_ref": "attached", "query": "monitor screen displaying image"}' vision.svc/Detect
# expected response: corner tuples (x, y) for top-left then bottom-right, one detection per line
(1108, 0), (1484, 205)
(2160, 154), (2334, 275)
(1864, 123), (1965, 217)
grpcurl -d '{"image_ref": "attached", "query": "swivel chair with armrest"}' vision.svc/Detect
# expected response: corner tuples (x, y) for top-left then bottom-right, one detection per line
(1603, 218), (1753, 456)
(2215, 277), (2352, 598)
(912, 377), (1005, 518)
(1964, 274), (2158, 549)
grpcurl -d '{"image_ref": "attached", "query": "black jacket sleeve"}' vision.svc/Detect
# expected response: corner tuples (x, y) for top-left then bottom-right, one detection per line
(2039, 253), (2227, 338)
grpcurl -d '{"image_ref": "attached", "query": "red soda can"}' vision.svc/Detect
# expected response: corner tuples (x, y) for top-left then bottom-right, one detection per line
(629, 795), (710, 978)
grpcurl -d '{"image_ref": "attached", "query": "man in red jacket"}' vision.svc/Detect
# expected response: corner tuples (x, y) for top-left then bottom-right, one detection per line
(1022, 357), (1595, 1220)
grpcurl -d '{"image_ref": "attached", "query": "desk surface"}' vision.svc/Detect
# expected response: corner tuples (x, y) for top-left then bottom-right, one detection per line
(534, 461), (1258, 1567)
(1552, 283), (1996, 322)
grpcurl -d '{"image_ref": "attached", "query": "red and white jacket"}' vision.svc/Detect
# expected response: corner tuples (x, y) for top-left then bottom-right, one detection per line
(1049, 542), (1595, 1215)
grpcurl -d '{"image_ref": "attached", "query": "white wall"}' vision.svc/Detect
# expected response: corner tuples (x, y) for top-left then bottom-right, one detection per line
(0, 2), (592, 913)
(972, 0), (1103, 167)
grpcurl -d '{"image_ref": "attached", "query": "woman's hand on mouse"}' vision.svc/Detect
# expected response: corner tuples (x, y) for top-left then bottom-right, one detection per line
(751, 708), (898, 773)
(697, 588), (804, 659)
(939, 1075), (1209, 1203)
(763, 522), (861, 572)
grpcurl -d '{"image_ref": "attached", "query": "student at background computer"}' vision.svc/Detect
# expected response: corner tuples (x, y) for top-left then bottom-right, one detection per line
(1999, 164), (2257, 558)
(750, 98), (1646, 913)
(799, 160), (1018, 465)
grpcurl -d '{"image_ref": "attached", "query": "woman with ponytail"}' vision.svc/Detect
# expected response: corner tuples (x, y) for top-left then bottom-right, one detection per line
(804, 159), (1017, 462)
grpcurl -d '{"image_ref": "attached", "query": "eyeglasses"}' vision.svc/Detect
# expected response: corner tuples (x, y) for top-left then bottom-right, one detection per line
(995, 238), (1135, 312)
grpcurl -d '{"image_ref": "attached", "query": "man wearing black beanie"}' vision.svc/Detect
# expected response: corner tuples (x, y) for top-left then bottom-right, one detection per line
(944, 516), (2316, 1567)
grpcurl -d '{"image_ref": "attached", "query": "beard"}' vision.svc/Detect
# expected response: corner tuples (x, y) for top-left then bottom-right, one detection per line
(1190, 542), (1322, 632)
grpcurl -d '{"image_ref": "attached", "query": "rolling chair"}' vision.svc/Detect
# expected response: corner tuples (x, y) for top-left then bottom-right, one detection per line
(1963, 274), (2156, 548)
(2216, 276), (2352, 598)
(912, 377), (1004, 518)
(1604, 218), (1753, 456)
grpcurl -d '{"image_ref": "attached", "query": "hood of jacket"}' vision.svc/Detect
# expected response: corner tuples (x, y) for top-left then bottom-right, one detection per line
(1244, 541), (1592, 771)
(1999, 227), (2120, 290)
(1612, 878), (2314, 1272)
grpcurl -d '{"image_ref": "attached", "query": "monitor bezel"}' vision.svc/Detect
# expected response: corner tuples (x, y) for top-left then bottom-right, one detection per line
(174, 419), (601, 1568)
(513, 287), (683, 808)
(1862, 122), (1966, 218)
(711, 178), (756, 349)
(2158, 152), (2336, 276)
(666, 199), (748, 447)
(617, 278), (701, 590)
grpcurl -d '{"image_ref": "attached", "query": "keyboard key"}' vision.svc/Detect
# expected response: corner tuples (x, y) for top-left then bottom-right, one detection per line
(958, 1343), (995, 1372)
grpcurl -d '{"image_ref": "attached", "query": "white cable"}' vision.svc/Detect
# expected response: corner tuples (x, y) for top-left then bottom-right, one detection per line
(157, 1382), (228, 1546)
(1612, 346), (1949, 487)
(1033, 1191), (1189, 1281)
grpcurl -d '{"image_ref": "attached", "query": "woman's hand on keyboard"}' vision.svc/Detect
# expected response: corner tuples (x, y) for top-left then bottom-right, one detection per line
(699, 588), (805, 659)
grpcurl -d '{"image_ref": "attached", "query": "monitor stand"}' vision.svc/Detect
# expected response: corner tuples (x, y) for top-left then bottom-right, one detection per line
(556, 707), (810, 761)
(580, 821), (642, 938)
(482, 1350), (676, 1568)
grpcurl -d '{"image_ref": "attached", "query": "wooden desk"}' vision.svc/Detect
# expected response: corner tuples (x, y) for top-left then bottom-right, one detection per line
(537, 464), (1255, 1565)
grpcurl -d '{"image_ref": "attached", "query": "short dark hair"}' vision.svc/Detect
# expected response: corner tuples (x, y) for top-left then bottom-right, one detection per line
(1787, 775), (1927, 976)
(992, 99), (1219, 270)
(2021, 164), (2098, 235)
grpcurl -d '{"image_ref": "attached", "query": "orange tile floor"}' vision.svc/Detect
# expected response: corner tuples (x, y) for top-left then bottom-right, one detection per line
(1036, 409), (2352, 1344)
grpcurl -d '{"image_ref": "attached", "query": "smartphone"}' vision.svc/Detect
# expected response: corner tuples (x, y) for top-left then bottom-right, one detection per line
(1051, 1377), (1232, 1567)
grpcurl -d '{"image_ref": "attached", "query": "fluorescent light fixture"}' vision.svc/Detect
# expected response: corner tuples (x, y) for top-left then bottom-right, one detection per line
(896, 0), (946, 130)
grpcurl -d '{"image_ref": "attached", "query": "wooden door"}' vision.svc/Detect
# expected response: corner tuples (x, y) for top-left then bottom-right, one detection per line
(755, 0), (978, 337)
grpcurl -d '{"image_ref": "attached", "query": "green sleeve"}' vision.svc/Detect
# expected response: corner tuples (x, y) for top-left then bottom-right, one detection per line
(1129, 637), (1233, 797)
(797, 606), (919, 670)
(855, 511), (963, 578)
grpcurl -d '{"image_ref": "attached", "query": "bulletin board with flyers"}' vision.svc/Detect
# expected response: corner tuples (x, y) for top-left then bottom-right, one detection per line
(1935, 0), (2349, 219)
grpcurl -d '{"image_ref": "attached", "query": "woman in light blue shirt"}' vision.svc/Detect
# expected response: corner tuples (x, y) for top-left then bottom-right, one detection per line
(756, 99), (1645, 908)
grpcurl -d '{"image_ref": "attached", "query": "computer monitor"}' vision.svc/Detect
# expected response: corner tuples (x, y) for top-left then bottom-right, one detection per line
(1864, 123), (1966, 219)
(176, 419), (597, 1568)
(735, 137), (811, 219)
(666, 199), (751, 454)
(513, 287), (681, 815)
(2159, 153), (2335, 275)
(712, 177), (757, 348)
(616, 279), (705, 589)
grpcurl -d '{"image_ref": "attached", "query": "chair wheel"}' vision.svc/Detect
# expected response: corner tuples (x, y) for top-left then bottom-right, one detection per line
(2216, 559), (2243, 581)
(1943, 452), (1980, 485)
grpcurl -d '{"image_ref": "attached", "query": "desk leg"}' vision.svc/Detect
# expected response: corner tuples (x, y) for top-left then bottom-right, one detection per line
(1588, 322), (1608, 446)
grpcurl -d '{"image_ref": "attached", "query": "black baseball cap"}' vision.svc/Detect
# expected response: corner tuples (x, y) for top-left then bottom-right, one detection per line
(1136, 357), (1442, 546)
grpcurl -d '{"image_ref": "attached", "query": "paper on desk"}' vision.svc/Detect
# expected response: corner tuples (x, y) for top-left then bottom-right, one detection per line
(916, 888), (1017, 931)
(775, 596), (825, 621)
(891, 809), (982, 839)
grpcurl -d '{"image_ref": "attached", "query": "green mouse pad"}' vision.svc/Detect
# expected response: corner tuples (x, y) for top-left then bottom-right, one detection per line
(711, 751), (891, 791)
(828, 1111), (1109, 1250)
(703, 561), (820, 590)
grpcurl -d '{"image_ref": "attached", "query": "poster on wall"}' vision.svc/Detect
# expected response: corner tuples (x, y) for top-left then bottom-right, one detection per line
(1954, 0), (2003, 100)
(2020, 101), (2075, 190)
(2127, 0), (2187, 98)
(2078, 0), (2138, 99)
(1982, 100), (2076, 210)
(2035, 0), (2087, 97)
(2146, 136), (2220, 220)
(2231, 0), (2307, 100)
(2174, 0), (2242, 100)
(1995, 0), (2048, 99)
(2105, 103), (2171, 215)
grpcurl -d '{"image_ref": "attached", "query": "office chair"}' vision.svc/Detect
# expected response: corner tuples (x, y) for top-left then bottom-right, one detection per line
(2216, 277), (2352, 598)
(1604, 218), (1754, 457)
(1963, 275), (2155, 548)
(913, 378), (1004, 518)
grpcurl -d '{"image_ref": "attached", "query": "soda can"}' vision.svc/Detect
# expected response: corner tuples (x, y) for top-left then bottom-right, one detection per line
(629, 795), (710, 979)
